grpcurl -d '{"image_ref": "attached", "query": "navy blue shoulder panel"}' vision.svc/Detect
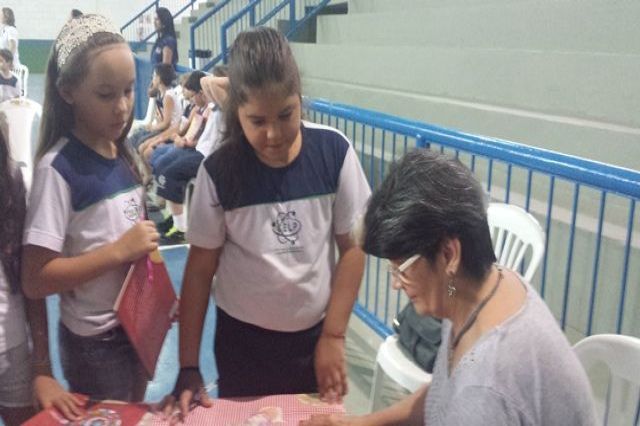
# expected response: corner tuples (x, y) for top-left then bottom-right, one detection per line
(204, 124), (350, 210)
(51, 136), (140, 212)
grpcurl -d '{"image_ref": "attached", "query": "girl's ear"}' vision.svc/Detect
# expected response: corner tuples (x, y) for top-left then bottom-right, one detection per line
(58, 85), (74, 105)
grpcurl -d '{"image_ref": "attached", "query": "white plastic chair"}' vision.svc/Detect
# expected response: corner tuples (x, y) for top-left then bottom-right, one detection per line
(131, 97), (157, 134)
(369, 202), (546, 411)
(573, 334), (640, 425)
(0, 98), (42, 191)
(369, 335), (432, 411)
(11, 63), (28, 98)
(487, 202), (545, 282)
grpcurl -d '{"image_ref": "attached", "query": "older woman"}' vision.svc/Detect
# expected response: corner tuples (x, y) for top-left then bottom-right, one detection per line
(302, 150), (596, 425)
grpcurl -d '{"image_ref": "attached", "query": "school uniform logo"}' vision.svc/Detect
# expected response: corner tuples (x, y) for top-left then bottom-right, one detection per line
(123, 197), (142, 222)
(271, 210), (301, 245)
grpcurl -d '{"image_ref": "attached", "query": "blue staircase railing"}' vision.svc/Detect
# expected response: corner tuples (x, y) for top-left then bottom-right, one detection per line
(189, 0), (330, 70)
(121, 0), (197, 52)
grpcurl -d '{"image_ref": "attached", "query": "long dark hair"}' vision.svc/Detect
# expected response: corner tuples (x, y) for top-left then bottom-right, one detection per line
(211, 26), (301, 209)
(156, 7), (176, 39)
(0, 115), (25, 293)
(362, 149), (496, 281)
(37, 17), (138, 181)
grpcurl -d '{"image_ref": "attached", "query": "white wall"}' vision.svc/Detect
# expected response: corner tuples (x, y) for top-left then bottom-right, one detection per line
(2, 0), (152, 39)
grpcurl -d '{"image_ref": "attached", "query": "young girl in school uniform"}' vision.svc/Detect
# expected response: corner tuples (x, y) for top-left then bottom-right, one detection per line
(21, 15), (160, 402)
(0, 119), (80, 424)
(164, 27), (371, 418)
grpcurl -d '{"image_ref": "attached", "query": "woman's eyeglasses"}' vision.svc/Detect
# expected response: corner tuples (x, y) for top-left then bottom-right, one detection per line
(387, 254), (420, 284)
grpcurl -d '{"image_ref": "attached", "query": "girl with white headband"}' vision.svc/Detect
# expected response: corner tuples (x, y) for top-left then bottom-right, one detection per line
(22, 14), (160, 402)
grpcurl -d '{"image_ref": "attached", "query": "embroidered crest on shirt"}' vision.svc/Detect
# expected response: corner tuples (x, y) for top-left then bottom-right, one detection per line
(123, 197), (142, 222)
(271, 211), (301, 245)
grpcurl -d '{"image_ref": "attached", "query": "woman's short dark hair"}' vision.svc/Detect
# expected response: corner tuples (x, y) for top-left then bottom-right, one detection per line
(362, 149), (496, 281)
(154, 63), (176, 87)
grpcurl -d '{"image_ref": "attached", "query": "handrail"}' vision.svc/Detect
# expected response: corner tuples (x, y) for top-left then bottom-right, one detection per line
(307, 98), (640, 198)
(256, 0), (291, 27)
(220, 0), (262, 63)
(189, 0), (233, 68)
(121, 0), (196, 47)
(121, 0), (158, 33)
(286, 0), (330, 39)
(190, 0), (330, 71)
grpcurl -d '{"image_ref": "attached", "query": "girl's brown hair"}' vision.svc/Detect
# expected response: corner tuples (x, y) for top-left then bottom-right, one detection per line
(0, 114), (25, 293)
(211, 27), (301, 209)
(37, 20), (138, 181)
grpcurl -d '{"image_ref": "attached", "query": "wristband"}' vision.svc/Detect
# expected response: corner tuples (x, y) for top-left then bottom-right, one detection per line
(321, 331), (346, 339)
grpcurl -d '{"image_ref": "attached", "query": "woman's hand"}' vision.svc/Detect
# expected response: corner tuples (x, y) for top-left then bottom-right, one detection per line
(300, 414), (359, 426)
(160, 367), (213, 423)
(33, 375), (84, 420)
(113, 221), (159, 263)
(314, 334), (348, 403)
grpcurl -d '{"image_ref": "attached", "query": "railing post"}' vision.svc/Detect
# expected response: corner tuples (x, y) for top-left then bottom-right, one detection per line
(289, 0), (296, 29)
(190, 24), (196, 69)
(221, 27), (228, 64)
(249, 2), (256, 26)
(416, 134), (430, 149)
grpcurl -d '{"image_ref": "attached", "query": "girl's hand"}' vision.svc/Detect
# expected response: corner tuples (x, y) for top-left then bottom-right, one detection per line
(174, 136), (185, 148)
(159, 367), (213, 423)
(200, 75), (229, 106)
(114, 221), (160, 263)
(314, 334), (348, 403)
(33, 375), (84, 420)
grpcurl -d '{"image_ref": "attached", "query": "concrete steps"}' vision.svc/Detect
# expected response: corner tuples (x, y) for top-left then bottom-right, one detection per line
(319, 1), (639, 54)
(291, 0), (640, 170)
(293, 44), (640, 169)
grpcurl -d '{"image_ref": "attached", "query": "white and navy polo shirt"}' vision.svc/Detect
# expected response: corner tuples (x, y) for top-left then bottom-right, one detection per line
(187, 121), (371, 332)
(23, 135), (144, 337)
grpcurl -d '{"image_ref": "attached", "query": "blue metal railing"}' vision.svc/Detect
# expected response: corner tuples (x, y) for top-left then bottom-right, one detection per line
(304, 98), (640, 341)
(121, 0), (196, 51)
(189, 0), (330, 70)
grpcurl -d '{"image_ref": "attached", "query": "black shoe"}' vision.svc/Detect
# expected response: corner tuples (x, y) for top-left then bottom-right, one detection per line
(156, 216), (174, 234)
(160, 226), (185, 245)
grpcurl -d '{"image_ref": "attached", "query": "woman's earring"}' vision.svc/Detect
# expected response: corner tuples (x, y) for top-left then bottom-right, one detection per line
(447, 277), (456, 298)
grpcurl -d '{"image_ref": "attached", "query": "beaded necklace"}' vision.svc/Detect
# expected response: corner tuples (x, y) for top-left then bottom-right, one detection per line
(448, 267), (503, 372)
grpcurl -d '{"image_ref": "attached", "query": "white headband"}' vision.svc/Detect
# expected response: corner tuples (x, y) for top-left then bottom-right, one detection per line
(55, 14), (121, 69)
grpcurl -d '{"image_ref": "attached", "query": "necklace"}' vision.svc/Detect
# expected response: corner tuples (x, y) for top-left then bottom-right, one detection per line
(448, 267), (503, 370)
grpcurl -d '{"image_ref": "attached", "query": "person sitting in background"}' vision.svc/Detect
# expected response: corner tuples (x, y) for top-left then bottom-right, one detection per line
(0, 49), (19, 101)
(0, 8), (19, 67)
(150, 68), (227, 244)
(128, 63), (182, 153)
(302, 149), (597, 426)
